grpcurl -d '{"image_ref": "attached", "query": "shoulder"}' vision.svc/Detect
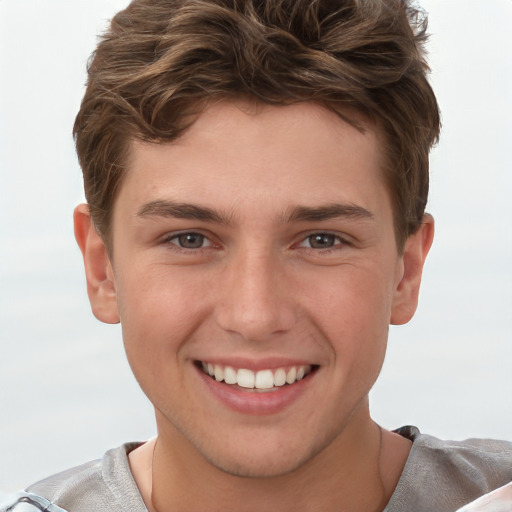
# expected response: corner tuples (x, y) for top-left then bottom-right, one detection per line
(411, 430), (512, 484)
(0, 491), (70, 512)
(1, 443), (146, 512)
(26, 456), (105, 511)
(386, 426), (512, 512)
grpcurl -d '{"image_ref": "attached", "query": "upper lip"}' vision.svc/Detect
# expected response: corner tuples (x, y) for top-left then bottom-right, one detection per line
(194, 357), (318, 372)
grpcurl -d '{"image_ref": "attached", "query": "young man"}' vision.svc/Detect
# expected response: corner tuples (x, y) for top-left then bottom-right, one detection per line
(2, 0), (511, 511)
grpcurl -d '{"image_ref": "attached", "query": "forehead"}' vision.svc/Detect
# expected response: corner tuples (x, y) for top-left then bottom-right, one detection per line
(120, 100), (389, 221)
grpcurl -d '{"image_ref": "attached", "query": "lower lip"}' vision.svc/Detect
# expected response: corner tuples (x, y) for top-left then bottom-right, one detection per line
(196, 365), (316, 415)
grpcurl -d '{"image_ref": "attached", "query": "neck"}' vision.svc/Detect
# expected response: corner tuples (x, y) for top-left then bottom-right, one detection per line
(130, 405), (411, 512)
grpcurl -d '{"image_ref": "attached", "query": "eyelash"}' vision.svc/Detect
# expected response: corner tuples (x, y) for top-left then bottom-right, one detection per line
(161, 231), (349, 253)
(297, 232), (349, 252)
(162, 231), (214, 252)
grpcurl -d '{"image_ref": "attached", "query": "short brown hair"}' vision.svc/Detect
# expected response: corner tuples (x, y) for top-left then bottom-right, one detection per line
(74, 0), (440, 250)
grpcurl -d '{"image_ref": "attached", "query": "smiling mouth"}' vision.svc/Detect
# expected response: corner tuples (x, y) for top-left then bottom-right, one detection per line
(197, 361), (317, 390)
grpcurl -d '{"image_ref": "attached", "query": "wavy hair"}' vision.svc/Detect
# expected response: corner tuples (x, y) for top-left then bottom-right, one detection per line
(74, 0), (440, 250)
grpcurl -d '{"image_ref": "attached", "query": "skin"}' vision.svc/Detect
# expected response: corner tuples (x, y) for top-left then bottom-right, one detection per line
(75, 100), (433, 511)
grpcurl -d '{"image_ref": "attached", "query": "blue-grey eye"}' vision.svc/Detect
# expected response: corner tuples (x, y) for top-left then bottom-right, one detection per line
(307, 234), (337, 248)
(173, 233), (207, 249)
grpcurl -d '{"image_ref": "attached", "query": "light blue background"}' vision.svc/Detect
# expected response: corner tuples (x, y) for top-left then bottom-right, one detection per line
(1, 0), (511, 491)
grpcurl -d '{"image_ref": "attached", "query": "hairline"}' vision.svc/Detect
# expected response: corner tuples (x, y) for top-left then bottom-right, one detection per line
(94, 98), (410, 257)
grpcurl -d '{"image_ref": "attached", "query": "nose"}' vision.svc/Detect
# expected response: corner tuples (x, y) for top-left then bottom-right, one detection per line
(214, 247), (297, 342)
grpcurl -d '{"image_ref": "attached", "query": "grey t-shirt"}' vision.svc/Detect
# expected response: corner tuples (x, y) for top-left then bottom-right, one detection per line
(4, 427), (512, 512)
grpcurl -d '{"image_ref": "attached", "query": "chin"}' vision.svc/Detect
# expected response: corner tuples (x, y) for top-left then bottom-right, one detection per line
(204, 449), (309, 479)
(192, 427), (331, 479)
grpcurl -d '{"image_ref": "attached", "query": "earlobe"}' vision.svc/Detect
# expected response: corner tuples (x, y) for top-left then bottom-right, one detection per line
(390, 214), (434, 325)
(74, 204), (120, 324)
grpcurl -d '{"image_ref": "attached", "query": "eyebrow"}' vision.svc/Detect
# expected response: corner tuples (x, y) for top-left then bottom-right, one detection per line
(136, 200), (373, 225)
(137, 200), (232, 224)
(286, 203), (374, 223)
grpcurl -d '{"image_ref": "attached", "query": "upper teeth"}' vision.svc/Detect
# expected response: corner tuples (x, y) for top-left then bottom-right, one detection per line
(202, 363), (311, 389)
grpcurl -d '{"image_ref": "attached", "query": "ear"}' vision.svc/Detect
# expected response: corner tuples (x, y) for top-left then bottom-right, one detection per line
(390, 214), (434, 325)
(74, 204), (120, 324)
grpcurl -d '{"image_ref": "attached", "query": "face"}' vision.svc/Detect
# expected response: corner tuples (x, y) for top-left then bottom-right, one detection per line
(80, 101), (428, 478)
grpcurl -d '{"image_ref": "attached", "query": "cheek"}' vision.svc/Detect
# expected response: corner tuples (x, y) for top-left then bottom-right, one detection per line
(306, 263), (395, 329)
(115, 266), (212, 372)
(304, 264), (394, 370)
(116, 278), (199, 411)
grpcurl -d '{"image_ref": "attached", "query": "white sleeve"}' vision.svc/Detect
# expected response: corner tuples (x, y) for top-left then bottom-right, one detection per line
(456, 482), (512, 512)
